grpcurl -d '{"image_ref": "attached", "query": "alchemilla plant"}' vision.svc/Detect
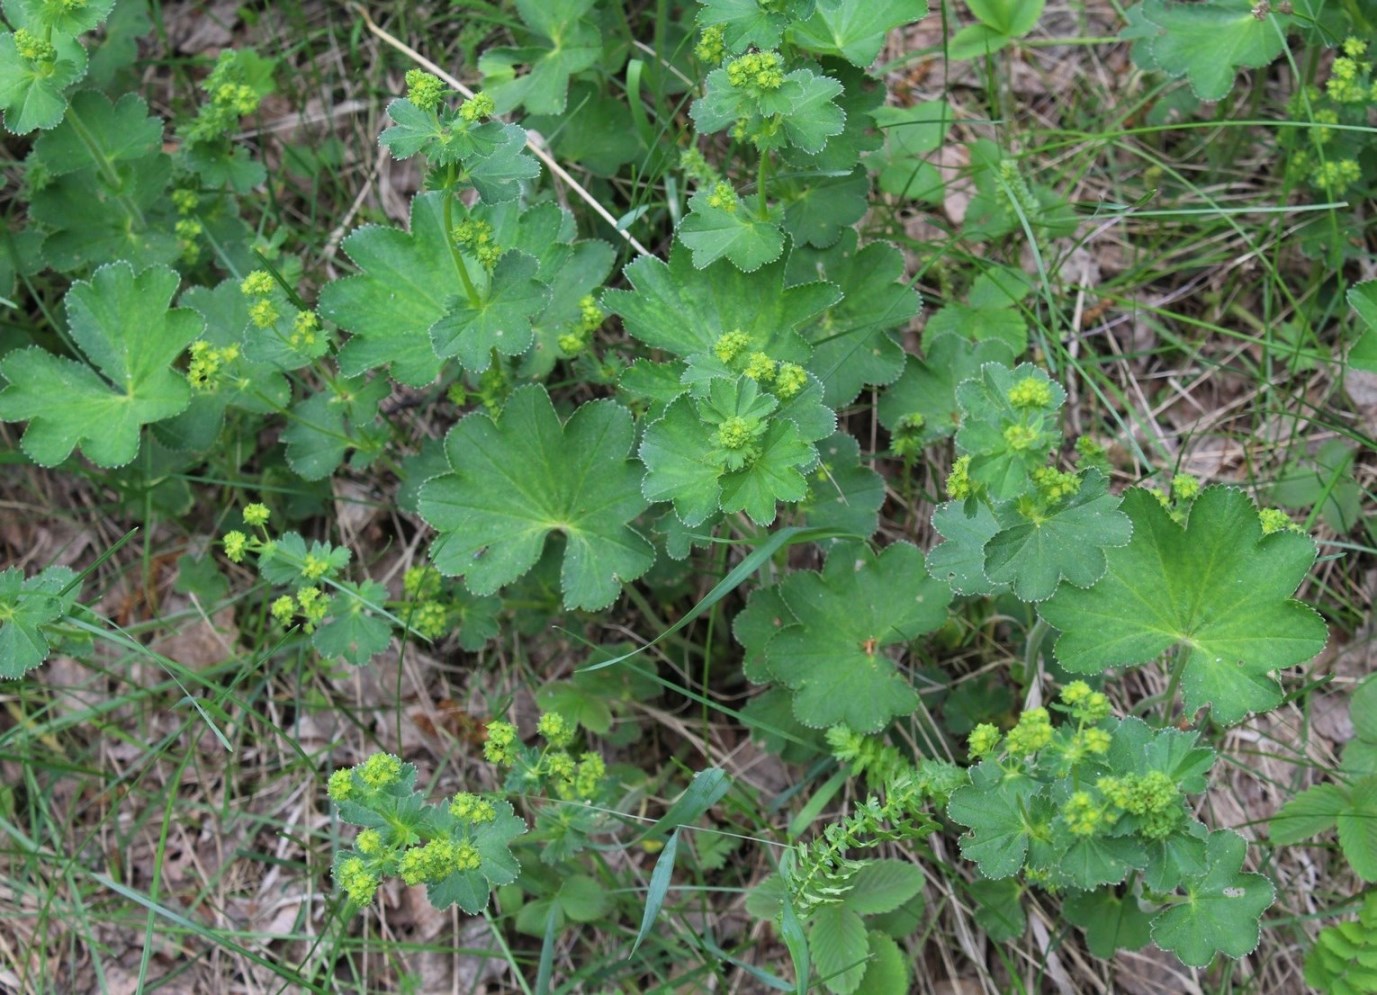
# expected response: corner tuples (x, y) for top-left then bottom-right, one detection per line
(0, 0), (1369, 990)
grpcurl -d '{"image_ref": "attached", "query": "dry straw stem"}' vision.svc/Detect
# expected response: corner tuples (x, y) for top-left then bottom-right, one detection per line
(348, 2), (654, 259)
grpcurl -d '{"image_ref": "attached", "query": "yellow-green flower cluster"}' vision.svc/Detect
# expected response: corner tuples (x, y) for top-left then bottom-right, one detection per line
(946, 454), (973, 500)
(405, 69), (446, 112)
(1061, 790), (1112, 836)
(1325, 46), (1374, 104)
(450, 792), (497, 824)
(717, 415), (759, 450)
(1007, 376), (1053, 409)
(538, 712), (576, 749)
(726, 50), (785, 91)
(774, 363), (807, 399)
(1170, 474), (1200, 502)
(404, 565), (442, 599)
(14, 29), (56, 64)
(743, 352), (776, 382)
(891, 413), (925, 460)
(680, 146), (720, 187)
(273, 586), (330, 632)
(558, 295), (604, 355)
(459, 92), (496, 123)
(452, 218), (501, 271)
(695, 24), (726, 64)
(1259, 507), (1299, 535)
(243, 503), (270, 527)
(484, 720), (519, 765)
(186, 341), (241, 391)
(410, 601), (448, 640)
(223, 530), (249, 563)
(337, 855), (379, 904)
(1060, 680), (1111, 724)
(552, 751), (606, 801)
(185, 50), (264, 143)
(968, 722), (1002, 759)
(359, 752), (404, 789)
(1005, 707), (1053, 756)
(1096, 770), (1181, 839)
(399, 838), (480, 885)
(291, 311), (320, 351)
(1314, 158), (1362, 193)
(1003, 423), (1041, 451)
(714, 330), (752, 363)
(706, 180), (739, 213)
(1031, 465), (1081, 503)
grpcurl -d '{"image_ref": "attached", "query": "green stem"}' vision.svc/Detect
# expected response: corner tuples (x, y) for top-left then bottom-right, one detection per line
(441, 169), (482, 308)
(756, 150), (769, 219)
(1155, 646), (1190, 728)
(1023, 616), (1050, 684)
(63, 104), (148, 228)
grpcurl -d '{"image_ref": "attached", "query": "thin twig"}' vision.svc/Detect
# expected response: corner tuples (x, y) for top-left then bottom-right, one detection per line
(348, 3), (653, 258)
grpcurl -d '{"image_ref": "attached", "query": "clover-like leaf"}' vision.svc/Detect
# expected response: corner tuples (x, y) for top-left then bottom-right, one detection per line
(0, 565), (80, 679)
(605, 242), (839, 362)
(0, 262), (201, 467)
(679, 188), (785, 272)
(767, 542), (951, 731)
(1149, 829), (1274, 967)
(639, 376), (817, 526)
(1039, 487), (1328, 725)
(430, 251), (548, 371)
(418, 385), (654, 611)
(790, 0), (929, 67)
(984, 469), (1133, 601)
(1128, 0), (1298, 102)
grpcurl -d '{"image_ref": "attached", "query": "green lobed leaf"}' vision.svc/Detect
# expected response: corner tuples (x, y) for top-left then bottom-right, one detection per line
(696, 0), (817, 53)
(926, 498), (1007, 597)
(679, 190), (786, 272)
(32, 89), (161, 176)
(480, 0), (602, 115)
(605, 243), (839, 362)
(1063, 890), (1153, 958)
(798, 432), (885, 541)
(0, 31), (87, 133)
(0, 262), (201, 467)
(839, 859), (925, 916)
(312, 580), (393, 665)
(429, 251), (548, 371)
(947, 763), (1042, 878)
(320, 192), (453, 386)
(281, 377), (390, 482)
(790, 233), (916, 407)
(1133, 0), (1297, 102)
(0, 565), (80, 679)
(852, 931), (908, 995)
(11, 0), (117, 35)
(418, 385), (654, 611)
(767, 542), (952, 731)
(878, 336), (1017, 446)
(790, 0), (929, 67)
(1039, 487), (1328, 725)
(1269, 783), (1348, 845)
(1149, 829), (1275, 967)
(983, 469), (1133, 602)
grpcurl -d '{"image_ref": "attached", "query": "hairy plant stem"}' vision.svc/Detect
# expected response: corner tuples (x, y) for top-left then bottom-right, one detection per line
(441, 168), (482, 309)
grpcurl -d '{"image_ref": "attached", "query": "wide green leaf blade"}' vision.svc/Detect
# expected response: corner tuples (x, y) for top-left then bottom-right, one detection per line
(0, 262), (200, 467)
(790, 0), (929, 67)
(983, 469), (1133, 601)
(1269, 782), (1347, 845)
(809, 905), (869, 995)
(429, 251), (547, 371)
(1338, 776), (1377, 882)
(767, 542), (951, 731)
(1039, 487), (1327, 724)
(1149, 830), (1274, 967)
(1139, 0), (1294, 101)
(418, 386), (654, 610)
(679, 191), (785, 272)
